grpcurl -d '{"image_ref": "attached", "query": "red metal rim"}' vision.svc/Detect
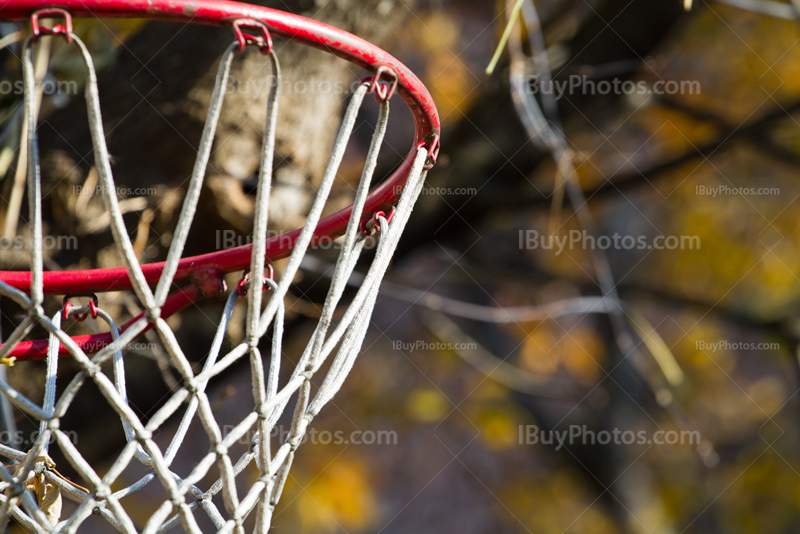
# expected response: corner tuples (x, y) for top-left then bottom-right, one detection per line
(0, 0), (440, 296)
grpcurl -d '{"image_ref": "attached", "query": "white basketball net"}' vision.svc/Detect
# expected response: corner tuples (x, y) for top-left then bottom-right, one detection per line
(0, 28), (428, 534)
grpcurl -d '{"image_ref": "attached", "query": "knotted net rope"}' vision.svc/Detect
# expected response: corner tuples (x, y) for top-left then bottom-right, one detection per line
(0, 28), (428, 533)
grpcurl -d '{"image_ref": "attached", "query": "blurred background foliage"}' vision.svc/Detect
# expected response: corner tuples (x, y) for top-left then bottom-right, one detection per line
(3, 0), (800, 532)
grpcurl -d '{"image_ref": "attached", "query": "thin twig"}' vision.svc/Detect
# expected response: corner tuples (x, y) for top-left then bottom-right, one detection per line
(714, 0), (797, 19)
(0, 32), (22, 52)
(626, 309), (685, 387)
(3, 36), (51, 239)
(122, 294), (179, 390)
(486, 0), (526, 75)
(300, 255), (618, 323)
(789, 0), (800, 20)
(424, 311), (578, 399)
(508, 0), (717, 467)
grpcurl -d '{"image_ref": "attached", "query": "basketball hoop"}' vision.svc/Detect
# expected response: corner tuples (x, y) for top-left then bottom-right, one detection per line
(0, 1), (440, 531)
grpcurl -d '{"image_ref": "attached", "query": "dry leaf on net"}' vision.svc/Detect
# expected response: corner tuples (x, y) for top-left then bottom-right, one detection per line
(12, 454), (62, 525)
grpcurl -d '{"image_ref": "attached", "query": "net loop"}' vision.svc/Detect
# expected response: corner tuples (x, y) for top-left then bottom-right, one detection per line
(365, 66), (398, 103)
(361, 207), (396, 236)
(237, 266), (274, 297)
(30, 8), (73, 43)
(61, 294), (98, 322)
(419, 136), (441, 170)
(232, 19), (273, 54)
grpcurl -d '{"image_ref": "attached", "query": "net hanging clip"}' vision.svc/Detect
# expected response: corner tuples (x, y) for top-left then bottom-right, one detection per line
(418, 135), (440, 170)
(364, 66), (398, 104)
(62, 294), (98, 322)
(232, 19), (273, 55)
(237, 265), (275, 296)
(361, 206), (396, 237)
(31, 8), (73, 43)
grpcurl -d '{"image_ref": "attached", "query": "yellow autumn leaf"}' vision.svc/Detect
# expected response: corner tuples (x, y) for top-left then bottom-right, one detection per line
(561, 328), (606, 385)
(406, 388), (450, 422)
(476, 408), (518, 450)
(519, 327), (561, 376)
(296, 461), (378, 534)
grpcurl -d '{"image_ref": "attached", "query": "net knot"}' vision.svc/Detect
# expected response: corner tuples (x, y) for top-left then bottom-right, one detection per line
(185, 378), (200, 395)
(47, 419), (60, 432)
(85, 362), (102, 378)
(95, 487), (111, 500)
(288, 419), (310, 450)
(213, 444), (228, 457)
(136, 430), (153, 443)
(144, 307), (162, 322)
(299, 414), (314, 434)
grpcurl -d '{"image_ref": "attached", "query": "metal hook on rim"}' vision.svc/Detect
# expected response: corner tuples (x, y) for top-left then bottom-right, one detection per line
(363, 66), (398, 104)
(418, 135), (440, 170)
(232, 18), (273, 55)
(62, 294), (98, 322)
(31, 8), (73, 43)
(237, 265), (275, 296)
(361, 207), (396, 237)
